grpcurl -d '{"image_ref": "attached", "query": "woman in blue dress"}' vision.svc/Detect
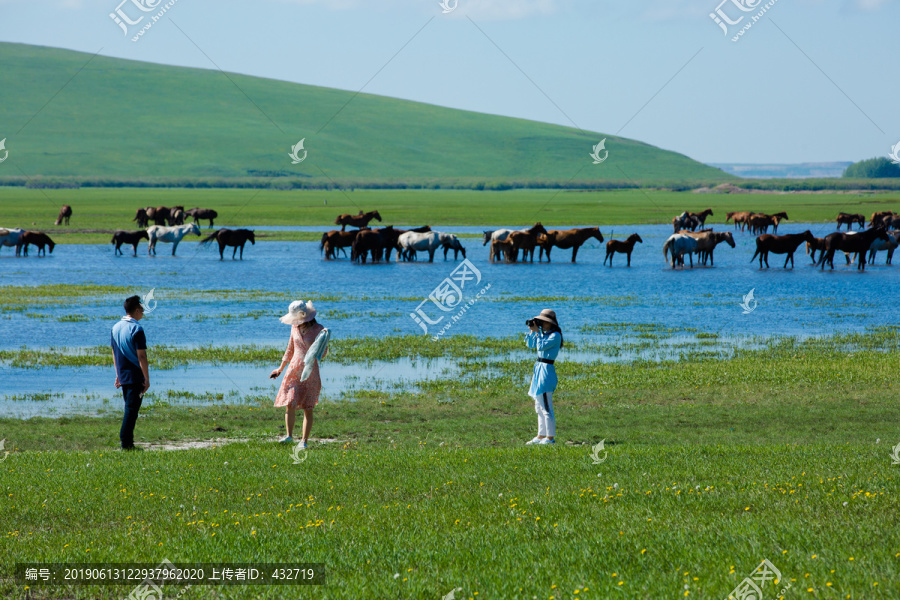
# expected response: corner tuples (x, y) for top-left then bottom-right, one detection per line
(524, 309), (563, 445)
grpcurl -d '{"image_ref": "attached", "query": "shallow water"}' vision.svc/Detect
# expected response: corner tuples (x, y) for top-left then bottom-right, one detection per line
(2, 221), (896, 417)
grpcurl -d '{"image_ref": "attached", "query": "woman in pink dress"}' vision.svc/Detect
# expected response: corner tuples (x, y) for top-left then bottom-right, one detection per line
(270, 300), (329, 448)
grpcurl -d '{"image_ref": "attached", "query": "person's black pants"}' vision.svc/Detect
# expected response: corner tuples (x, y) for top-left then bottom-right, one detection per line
(120, 384), (143, 448)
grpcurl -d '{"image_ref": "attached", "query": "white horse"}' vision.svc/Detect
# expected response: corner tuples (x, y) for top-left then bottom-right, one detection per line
(147, 223), (201, 256)
(438, 232), (466, 260)
(868, 231), (900, 265)
(0, 228), (25, 255)
(663, 233), (698, 268)
(399, 231), (442, 262)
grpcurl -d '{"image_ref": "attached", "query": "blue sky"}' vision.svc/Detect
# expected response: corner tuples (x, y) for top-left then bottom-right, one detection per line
(1, 0), (897, 164)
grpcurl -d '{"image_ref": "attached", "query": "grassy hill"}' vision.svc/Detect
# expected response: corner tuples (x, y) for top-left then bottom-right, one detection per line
(0, 42), (731, 184)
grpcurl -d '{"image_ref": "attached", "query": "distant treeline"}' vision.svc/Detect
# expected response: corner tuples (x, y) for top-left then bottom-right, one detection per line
(842, 157), (900, 179)
(1, 176), (900, 192)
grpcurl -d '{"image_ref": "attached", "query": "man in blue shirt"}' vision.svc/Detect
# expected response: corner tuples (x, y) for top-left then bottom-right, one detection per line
(111, 296), (150, 450)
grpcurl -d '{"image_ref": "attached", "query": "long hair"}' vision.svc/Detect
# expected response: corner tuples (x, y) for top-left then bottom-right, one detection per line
(544, 322), (564, 349)
(297, 318), (318, 333)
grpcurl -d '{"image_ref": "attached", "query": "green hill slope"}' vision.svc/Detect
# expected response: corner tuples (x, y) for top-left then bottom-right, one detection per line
(0, 42), (731, 183)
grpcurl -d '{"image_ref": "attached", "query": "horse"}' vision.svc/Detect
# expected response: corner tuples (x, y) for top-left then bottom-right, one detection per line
(506, 223), (548, 262)
(870, 211), (895, 229)
(381, 226), (430, 261)
(167, 208), (185, 226)
(200, 228), (255, 260)
(335, 210), (381, 232)
(482, 231), (494, 246)
(150, 206), (171, 226)
(16, 231), (55, 256)
(690, 230), (735, 265)
(672, 212), (700, 232)
(490, 238), (517, 263)
(351, 228), (396, 263)
(399, 231), (443, 262)
(438, 233), (466, 260)
(0, 228), (25, 255)
(133, 208), (149, 228)
(818, 227), (890, 270)
(663, 234), (697, 268)
(186, 208), (218, 228)
(888, 216), (900, 231)
(688, 208), (714, 227)
(806, 236), (826, 263)
(536, 227), (603, 262)
(727, 211), (754, 232)
(603, 233), (642, 266)
(750, 231), (815, 269)
(55, 205), (72, 226)
(835, 212), (865, 231)
(111, 230), (149, 256)
(147, 222), (201, 256)
(320, 228), (366, 259)
(867, 231), (900, 265)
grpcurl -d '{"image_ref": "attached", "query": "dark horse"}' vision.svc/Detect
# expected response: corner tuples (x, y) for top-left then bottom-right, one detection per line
(16, 231), (55, 256)
(506, 223), (549, 262)
(818, 227), (890, 270)
(603, 233), (642, 266)
(537, 226), (603, 263)
(187, 208), (218, 228)
(351, 226), (405, 263)
(835, 212), (865, 231)
(133, 208), (149, 228)
(150, 206), (171, 226)
(750, 231), (815, 269)
(55, 205), (72, 226)
(111, 230), (150, 256)
(320, 228), (367, 260)
(335, 210), (381, 232)
(200, 229), (255, 260)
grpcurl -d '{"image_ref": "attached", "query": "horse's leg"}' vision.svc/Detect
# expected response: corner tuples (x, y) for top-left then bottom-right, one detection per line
(172, 240), (179, 256)
(341, 224), (346, 232)
(444, 246), (449, 261)
(233, 245), (239, 260)
(571, 245), (579, 263)
(428, 248), (435, 263)
(218, 240), (225, 260)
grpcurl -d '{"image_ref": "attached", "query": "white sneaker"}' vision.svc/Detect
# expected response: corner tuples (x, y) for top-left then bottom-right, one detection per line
(525, 437), (542, 445)
(539, 438), (556, 445)
(278, 436), (293, 444)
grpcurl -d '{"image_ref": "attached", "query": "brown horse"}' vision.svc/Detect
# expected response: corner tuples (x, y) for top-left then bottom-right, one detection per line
(150, 206), (171, 226)
(351, 226), (397, 263)
(507, 223), (549, 262)
(727, 211), (754, 231)
(835, 212), (865, 231)
(167, 207), (186, 226)
(321, 228), (367, 259)
(603, 233), (642, 266)
(186, 208), (218, 228)
(133, 208), (149, 228)
(870, 211), (895, 228)
(818, 227), (890, 270)
(681, 230), (735, 265)
(200, 228), (255, 260)
(490, 238), (516, 263)
(111, 230), (149, 256)
(536, 227), (603, 263)
(806, 236), (826, 263)
(55, 205), (72, 226)
(335, 210), (381, 232)
(16, 231), (55, 256)
(751, 231), (815, 268)
(689, 208), (714, 227)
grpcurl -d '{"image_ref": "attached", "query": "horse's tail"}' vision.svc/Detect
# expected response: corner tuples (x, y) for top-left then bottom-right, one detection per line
(320, 232), (327, 252)
(110, 233), (116, 245)
(199, 231), (218, 246)
(750, 246), (760, 263)
(662, 238), (672, 261)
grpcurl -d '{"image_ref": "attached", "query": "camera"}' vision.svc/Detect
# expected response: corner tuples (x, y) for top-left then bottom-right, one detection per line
(526, 319), (536, 327)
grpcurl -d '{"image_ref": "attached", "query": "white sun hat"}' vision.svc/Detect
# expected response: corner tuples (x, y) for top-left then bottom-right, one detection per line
(279, 300), (317, 325)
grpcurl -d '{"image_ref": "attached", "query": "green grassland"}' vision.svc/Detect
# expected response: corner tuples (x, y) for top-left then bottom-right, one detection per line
(1, 188), (899, 241)
(0, 42), (728, 183)
(2, 330), (900, 598)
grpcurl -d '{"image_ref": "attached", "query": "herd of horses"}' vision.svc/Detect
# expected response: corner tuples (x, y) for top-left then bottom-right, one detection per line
(5, 205), (900, 270)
